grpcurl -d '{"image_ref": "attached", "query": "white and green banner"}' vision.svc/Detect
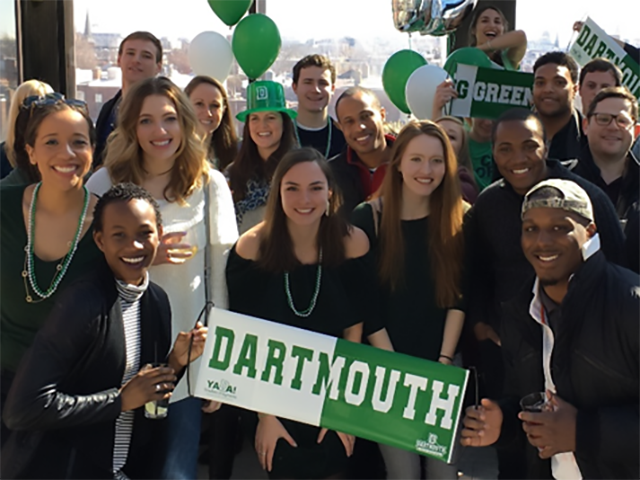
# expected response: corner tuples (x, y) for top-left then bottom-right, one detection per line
(570, 17), (640, 100)
(195, 309), (469, 463)
(449, 64), (534, 119)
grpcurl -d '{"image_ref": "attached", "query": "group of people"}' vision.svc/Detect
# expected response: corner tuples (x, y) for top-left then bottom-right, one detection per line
(0, 5), (638, 480)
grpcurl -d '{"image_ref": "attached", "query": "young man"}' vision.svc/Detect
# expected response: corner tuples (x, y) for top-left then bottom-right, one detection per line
(574, 87), (638, 222)
(577, 58), (622, 113)
(330, 86), (393, 214)
(463, 108), (623, 480)
(94, 32), (163, 167)
(3, 183), (206, 478)
(461, 179), (639, 480)
(291, 55), (346, 158)
(532, 52), (583, 161)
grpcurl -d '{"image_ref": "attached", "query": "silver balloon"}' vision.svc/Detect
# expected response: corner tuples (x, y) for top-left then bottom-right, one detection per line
(392, 0), (430, 33)
(392, 0), (477, 36)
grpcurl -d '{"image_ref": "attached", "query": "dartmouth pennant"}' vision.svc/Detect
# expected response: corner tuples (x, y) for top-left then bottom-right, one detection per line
(570, 17), (640, 101)
(448, 64), (534, 119)
(195, 309), (469, 464)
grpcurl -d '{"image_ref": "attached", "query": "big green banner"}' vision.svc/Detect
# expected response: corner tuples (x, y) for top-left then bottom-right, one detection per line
(570, 17), (640, 101)
(195, 309), (469, 463)
(449, 64), (534, 119)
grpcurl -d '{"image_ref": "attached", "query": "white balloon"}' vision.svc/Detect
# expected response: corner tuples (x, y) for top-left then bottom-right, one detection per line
(405, 65), (449, 120)
(189, 32), (233, 82)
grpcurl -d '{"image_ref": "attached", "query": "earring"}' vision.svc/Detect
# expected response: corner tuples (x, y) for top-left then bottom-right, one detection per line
(325, 200), (330, 217)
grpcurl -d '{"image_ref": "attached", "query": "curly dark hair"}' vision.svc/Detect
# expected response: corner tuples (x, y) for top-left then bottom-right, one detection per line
(93, 182), (163, 232)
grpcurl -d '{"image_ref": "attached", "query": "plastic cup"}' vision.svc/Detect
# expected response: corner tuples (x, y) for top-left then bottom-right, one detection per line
(143, 363), (171, 420)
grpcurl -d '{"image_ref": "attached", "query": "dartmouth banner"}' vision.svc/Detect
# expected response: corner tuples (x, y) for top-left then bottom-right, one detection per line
(570, 17), (640, 101)
(448, 64), (534, 119)
(195, 309), (469, 464)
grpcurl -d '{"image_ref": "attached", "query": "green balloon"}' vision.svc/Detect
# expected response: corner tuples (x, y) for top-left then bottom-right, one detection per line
(383, 50), (427, 114)
(207, 0), (253, 27)
(232, 14), (281, 80)
(443, 47), (496, 77)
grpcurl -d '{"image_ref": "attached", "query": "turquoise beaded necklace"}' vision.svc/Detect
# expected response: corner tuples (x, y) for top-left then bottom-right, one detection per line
(293, 117), (333, 158)
(284, 248), (323, 317)
(22, 182), (90, 303)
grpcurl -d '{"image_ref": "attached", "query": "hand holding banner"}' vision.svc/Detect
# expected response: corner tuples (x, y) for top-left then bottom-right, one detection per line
(570, 17), (640, 101)
(195, 309), (469, 463)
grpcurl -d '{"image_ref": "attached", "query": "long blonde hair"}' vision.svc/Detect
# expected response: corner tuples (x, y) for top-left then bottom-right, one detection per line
(3, 80), (53, 166)
(377, 121), (465, 307)
(103, 77), (209, 204)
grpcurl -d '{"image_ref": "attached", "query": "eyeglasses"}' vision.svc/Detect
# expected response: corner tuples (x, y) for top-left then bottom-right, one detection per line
(589, 112), (635, 129)
(22, 92), (88, 113)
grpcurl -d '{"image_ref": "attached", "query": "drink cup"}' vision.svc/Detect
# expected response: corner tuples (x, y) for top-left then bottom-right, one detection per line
(520, 392), (547, 413)
(143, 363), (171, 420)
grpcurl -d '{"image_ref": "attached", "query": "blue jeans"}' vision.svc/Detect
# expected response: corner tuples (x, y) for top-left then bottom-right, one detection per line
(159, 397), (202, 479)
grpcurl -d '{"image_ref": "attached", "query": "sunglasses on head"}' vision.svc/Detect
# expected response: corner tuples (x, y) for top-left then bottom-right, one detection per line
(22, 92), (88, 113)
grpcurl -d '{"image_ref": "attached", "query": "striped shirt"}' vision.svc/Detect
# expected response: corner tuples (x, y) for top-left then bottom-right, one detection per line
(113, 274), (148, 479)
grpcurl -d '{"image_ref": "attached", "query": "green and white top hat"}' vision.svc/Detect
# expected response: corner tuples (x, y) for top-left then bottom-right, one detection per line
(236, 80), (297, 122)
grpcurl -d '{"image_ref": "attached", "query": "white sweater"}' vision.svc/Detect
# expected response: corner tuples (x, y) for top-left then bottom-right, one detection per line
(87, 167), (239, 402)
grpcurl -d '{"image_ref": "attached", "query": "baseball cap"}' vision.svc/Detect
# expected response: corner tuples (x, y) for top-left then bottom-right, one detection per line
(521, 179), (594, 222)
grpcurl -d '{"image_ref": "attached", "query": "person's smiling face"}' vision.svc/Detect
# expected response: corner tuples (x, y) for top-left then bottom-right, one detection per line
(136, 94), (182, 165)
(94, 198), (161, 285)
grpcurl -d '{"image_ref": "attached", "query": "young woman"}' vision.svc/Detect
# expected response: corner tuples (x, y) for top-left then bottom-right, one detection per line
(227, 80), (297, 234)
(185, 75), (238, 172)
(86, 76), (238, 480)
(0, 96), (102, 445)
(468, 5), (527, 71)
(3, 183), (207, 479)
(0, 81), (54, 186)
(435, 116), (478, 203)
(351, 121), (465, 480)
(226, 147), (385, 479)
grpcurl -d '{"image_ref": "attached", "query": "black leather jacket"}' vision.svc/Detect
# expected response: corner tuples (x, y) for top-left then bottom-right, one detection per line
(2, 263), (172, 479)
(497, 251), (639, 479)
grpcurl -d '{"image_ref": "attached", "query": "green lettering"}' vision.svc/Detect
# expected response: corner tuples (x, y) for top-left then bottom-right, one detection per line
(594, 41), (607, 58)
(232, 333), (258, 378)
(456, 80), (469, 99)
(312, 353), (345, 399)
(260, 339), (287, 385)
(583, 35), (598, 56)
(208, 326), (234, 370)
(289, 346), (314, 390)
(576, 25), (591, 47)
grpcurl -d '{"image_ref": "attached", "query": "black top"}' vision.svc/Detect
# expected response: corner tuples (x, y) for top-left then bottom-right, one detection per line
(0, 142), (12, 179)
(351, 203), (464, 361)
(94, 90), (122, 168)
(3, 262), (172, 479)
(547, 109), (585, 162)
(464, 159), (626, 331)
(573, 144), (639, 221)
(295, 119), (346, 159)
(623, 42), (640, 64)
(498, 252), (639, 480)
(226, 245), (380, 338)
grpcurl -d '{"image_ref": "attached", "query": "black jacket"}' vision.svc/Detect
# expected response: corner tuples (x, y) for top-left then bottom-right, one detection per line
(464, 159), (625, 331)
(94, 90), (122, 168)
(2, 263), (172, 479)
(573, 144), (639, 222)
(547, 109), (585, 162)
(497, 251), (639, 479)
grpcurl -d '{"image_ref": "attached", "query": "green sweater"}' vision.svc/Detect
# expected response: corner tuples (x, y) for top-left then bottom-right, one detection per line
(0, 185), (102, 371)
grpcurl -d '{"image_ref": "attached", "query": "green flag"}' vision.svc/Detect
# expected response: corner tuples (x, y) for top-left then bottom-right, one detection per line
(195, 309), (469, 464)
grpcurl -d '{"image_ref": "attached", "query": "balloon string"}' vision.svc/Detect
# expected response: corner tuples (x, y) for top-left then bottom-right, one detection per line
(408, 33), (412, 51)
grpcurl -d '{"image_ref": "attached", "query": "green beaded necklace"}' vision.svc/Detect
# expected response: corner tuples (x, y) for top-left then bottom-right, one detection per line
(293, 117), (333, 158)
(284, 249), (323, 318)
(22, 182), (90, 303)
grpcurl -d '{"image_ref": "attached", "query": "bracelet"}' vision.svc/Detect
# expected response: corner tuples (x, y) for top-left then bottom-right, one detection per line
(439, 354), (454, 362)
